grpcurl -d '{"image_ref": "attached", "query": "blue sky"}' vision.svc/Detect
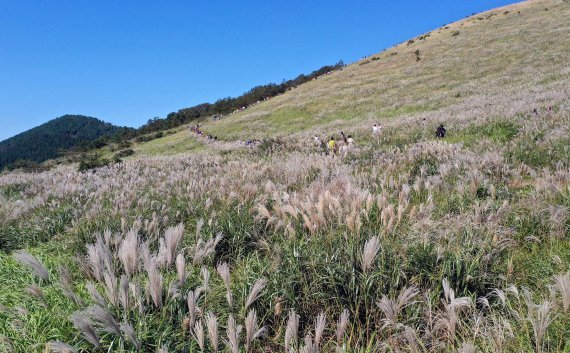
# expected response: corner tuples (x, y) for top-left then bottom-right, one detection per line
(0, 0), (519, 141)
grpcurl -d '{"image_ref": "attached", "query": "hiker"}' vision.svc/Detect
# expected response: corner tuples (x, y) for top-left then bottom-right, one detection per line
(533, 108), (539, 116)
(372, 124), (381, 138)
(328, 136), (337, 156)
(347, 135), (355, 148)
(340, 135), (355, 157)
(319, 138), (328, 155)
(314, 134), (321, 146)
(340, 131), (348, 144)
(436, 124), (446, 138)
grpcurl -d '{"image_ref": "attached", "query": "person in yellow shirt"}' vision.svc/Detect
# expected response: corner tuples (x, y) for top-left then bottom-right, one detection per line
(328, 136), (337, 156)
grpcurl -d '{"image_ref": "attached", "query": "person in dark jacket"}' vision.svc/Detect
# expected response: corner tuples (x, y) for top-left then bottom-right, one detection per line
(436, 124), (446, 138)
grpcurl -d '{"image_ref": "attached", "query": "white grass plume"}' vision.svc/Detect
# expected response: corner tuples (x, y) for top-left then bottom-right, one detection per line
(245, 309), (266, 352)
(245, 278), (267, 310)
(361, 236), (380, 272)
(117, 228), (139, 276)
(176, 253), (187, 283)
(314, 312), (326, 349)
(163, 223), (185, 267)
(554, 272), (570, 312)
(193, 320), (205, 351)
(285, 309), (299, 352)
(86, 305), (122, 337)
(217, 262), (233, 306)
(145, 260), (163, 308)
(46, 341), (77, 353)
(377, 286), (419, 328)
(205, 311), (219, 353)
(226, 314), (242, 353)
(335, 309), (350, 346)
(120, 322), (140, 350)
(524, 291), (554, 353)
(14, 250), (49, 281)
(70, 311), (100, 348)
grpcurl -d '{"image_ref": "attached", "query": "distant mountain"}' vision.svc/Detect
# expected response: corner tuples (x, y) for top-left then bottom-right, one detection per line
(0, 115), (132, 170)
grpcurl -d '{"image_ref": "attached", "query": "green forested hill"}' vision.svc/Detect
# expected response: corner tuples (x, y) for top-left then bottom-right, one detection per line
(0, 115), (131, 170)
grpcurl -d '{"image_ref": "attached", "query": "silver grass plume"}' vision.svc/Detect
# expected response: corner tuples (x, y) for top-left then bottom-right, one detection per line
(245, 278), (267, 310)
(285, 309), (299, 352)
(176, 253), (187, 283)
(205, 311), (219, 353)
(335, 309), (350, 346)
(554, 272), (570, 312)
(245, 309), (266, 352)
(201, 267), (210, 292)
(524, 291), (553, 353)
(70, 311), (100, 348)
(164, 223), (185, 267)
(86, 281), (106, 307)
(226, 314), (242, 353)
(361, 236), (380, 272)
(86, 305), (122, 337)
(314, 312), (326, 349)
(117, 228), (139, 276)
(120, 322), (140, 350)
(103, 271), (118, 306)
(195, 218), (204, 239)
(86, 234), (112, 281)
(377, 286), (419, 328)
(193, 320), (205, 351)
(146, 260), (163, 308)
(118, 275), (130, 311)
(193, 233), (223, 265)
(58, 266), (83, 306)
(13, 250), (49, 281)
(217, 262), (233, 306)
(187, 288), (203, 328)
(25, 285), (46, 305)
(46, 341), (77, 353)
(300, 334), (315, 353)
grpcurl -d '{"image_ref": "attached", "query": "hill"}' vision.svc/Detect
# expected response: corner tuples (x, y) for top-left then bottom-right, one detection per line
(0, 1), (569, 352)
(131, 0), (567, 156)
(198, 0), (568, 140)
(0, 115), (132, 170)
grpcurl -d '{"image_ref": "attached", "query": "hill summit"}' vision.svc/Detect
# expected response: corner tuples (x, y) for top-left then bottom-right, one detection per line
(0, 115), (130, 170)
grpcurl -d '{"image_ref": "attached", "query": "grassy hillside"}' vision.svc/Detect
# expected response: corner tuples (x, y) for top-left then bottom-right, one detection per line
(197, 0), (568, 141)
(0, 1), (569, 352)
(0, 115), (131, 171)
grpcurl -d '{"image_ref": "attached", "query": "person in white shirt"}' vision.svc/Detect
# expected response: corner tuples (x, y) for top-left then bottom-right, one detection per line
(313, 134), (321, 146)
(372, 124), (381, 135)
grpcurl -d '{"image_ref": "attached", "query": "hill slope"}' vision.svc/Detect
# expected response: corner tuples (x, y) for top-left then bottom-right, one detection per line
(193, 0), (568, 141)
(0, 115), (131, 170)
(0, 1), (569, 352)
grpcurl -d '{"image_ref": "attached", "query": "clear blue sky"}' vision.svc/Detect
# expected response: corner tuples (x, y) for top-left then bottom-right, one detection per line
(0, 0), (519, 141)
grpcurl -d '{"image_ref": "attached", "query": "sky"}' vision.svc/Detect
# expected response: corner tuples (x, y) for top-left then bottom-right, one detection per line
(0, 0), (520, 141)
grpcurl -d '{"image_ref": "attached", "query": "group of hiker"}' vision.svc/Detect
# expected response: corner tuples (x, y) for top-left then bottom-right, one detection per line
(314, 131), (355, 157)
(186, 104), (561, 155)
(189, 124), (218, 141)
(189, 119), (451, 155)
(316, 122), (447, 157)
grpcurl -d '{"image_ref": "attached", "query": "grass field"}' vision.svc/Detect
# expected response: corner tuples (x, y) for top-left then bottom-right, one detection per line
(0, 1), (569, 352)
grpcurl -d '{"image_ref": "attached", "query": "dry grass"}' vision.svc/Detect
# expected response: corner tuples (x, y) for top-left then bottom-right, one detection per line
(0, 1), (569, 352)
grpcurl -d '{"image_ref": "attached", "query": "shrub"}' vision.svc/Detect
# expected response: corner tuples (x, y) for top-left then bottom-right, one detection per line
(114, 149), (135, 158)
(78, 154), (111, 172)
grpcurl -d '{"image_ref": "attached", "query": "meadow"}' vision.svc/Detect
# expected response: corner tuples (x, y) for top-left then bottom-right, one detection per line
(1, 0), (569, 352)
